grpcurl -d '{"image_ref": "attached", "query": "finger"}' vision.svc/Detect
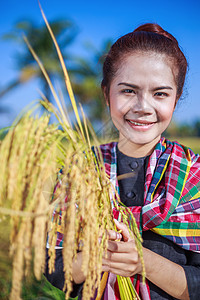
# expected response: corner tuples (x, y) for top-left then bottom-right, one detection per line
(98, 230), (122, 245)
(114, 219), (133, 242)
(106, 239), (136, 253)
(102, 260), (138, 277)
(107, 229), (122, 241)
(103, 249), (139, 264)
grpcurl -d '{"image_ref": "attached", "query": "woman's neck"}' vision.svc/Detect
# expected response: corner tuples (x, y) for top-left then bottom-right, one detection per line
(117, 136), (161, 158)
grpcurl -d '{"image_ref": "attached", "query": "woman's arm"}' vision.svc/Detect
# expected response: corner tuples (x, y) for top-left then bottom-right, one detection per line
(72, 252), (86, 284)
(45, 248), (85, 297)
(143, 247), (189, 300)
(102, 220), (190, 300)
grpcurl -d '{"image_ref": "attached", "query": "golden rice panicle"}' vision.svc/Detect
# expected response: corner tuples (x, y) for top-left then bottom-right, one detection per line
(10, 221), (26, 300)
(0, 112), (64, 300)
(82, 182), (98, 298)
(80, 153), (98, 298)
(47, 144), (73, 275)
(14, 117), (56, 234)
(47, 220), (58, 274)
(0, 116), (27, 207)
(62, 158), (78, 299)
(21, 116), (54, 204)
(23, 217), (33, 277)
(31, 142), (57, 279)
(79, 152), (112, 299)
(30, 123), (60, 279)
(9, 115), (44, 207)
(32, 197), (48, 280)
(1, 116), (37, 247)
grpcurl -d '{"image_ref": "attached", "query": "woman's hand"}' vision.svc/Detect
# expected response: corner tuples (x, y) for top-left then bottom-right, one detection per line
(72, 252), (86, 284)
(101, 220), (189, 299)
(101, 219), (143, 277)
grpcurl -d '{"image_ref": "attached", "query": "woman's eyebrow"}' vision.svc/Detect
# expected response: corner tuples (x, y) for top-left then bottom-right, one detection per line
(153, 86), (173, 91)
(118, 82), (139, 88)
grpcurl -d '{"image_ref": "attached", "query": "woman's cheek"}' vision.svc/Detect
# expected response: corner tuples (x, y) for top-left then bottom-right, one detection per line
(157, 103), (174, 121)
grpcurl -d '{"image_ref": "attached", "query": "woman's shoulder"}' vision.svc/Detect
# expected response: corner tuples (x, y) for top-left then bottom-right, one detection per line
(91, 141), (118, 165)
(165, 138), (200, 163)
(169, 138), (198, 154)
(99, 141), (118, 151)
(92, 141), (117, 154)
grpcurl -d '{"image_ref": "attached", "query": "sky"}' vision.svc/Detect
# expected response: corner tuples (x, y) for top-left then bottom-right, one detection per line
(0, 0), (200, 128)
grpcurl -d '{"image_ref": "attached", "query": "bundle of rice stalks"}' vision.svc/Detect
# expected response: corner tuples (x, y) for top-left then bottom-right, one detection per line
(0, 3), (145, 300)
(0, 112), (63, 299)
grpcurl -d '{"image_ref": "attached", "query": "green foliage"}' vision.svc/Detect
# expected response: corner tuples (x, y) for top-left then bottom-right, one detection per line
(0, 19), (78, 101)
(0, 218), (76, 300)
(0, 273), (78, 300)
(172, 137), (200, 154)
(72, 39), (113, 123)
(194, 120), (200, 137)
(21, 276), (66, 300)
(165, 119), (200, 138)
(0, 218), (12, 300)
(2, 20), (78, 70)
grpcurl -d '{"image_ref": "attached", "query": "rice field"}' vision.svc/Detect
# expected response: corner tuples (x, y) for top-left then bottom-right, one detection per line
(170, 137), (200, 154)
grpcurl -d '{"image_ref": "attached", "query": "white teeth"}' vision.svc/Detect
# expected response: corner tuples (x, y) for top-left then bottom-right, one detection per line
(129, 120), (150, 126)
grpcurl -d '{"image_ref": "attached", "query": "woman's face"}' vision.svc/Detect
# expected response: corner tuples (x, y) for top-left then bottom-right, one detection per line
(106, 52), (177, 157)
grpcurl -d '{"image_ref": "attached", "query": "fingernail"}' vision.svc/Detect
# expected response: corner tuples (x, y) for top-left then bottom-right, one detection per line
(117, 233), (122, 240)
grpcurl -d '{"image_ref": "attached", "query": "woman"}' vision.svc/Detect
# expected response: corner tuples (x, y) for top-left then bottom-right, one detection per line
(45, 23), (200, 299)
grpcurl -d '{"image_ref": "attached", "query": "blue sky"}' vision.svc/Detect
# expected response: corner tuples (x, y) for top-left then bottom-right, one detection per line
(0, 0), (200, 128)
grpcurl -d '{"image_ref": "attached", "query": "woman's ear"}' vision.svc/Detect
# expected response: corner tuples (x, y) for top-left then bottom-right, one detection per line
(103, 86), (109, 107)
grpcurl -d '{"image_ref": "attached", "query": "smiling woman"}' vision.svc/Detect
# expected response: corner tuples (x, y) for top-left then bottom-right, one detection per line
(107, 53), (178, 157)
(45, 23), (200, 300)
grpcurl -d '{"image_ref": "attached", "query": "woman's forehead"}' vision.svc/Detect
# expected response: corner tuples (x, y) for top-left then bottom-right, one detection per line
(113, 52), (177, 86)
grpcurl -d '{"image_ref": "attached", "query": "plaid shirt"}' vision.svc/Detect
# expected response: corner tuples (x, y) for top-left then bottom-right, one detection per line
(99, 137), (200, 253)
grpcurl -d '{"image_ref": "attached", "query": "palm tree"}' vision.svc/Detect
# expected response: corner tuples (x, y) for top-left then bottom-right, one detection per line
(0, 19), (78, 102)
(71, 39), (113, 126)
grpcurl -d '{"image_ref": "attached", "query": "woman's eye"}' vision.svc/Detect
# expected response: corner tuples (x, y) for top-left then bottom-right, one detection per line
(154, 92), (168, 97)
(122, 89), (135, 94)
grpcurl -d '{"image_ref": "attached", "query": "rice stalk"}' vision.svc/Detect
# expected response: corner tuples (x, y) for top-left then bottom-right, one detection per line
(38, 1), (85, 141)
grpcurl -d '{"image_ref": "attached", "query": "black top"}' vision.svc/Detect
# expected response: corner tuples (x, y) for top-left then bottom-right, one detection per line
(116, 146), (200, 299)
(116, 146), (148, 207)
(45, 146), (200, 299)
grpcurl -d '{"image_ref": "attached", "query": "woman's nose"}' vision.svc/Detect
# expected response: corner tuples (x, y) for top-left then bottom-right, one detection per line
(131, 94), (153, 114)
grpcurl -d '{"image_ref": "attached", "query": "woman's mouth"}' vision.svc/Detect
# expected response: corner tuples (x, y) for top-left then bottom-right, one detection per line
(127, 119), (155, 131)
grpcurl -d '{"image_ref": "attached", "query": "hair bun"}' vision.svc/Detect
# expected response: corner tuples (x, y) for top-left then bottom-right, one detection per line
(133, 23), (178, 44)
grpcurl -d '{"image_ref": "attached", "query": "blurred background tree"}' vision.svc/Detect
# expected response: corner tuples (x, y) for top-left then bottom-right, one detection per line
(71, 39), (113, 124)
(0, 19), (78, 102)
(194, 120), (200, 137)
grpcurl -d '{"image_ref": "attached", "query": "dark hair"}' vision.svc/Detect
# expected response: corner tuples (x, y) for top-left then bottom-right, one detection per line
(101, 23), (188, 100)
